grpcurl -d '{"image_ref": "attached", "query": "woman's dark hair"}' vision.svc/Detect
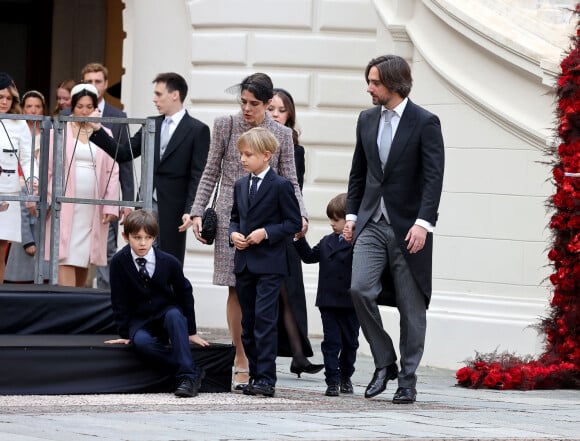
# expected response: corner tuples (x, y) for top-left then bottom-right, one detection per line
(123, 210), (159, 238)
(326, 193), (347, 220)
(240, 73), (273, 103)
(71, 87), (98, 110)
(365, 55), (412, 98)
(273, 88), (300, 145)
(22, 90), (47, 115)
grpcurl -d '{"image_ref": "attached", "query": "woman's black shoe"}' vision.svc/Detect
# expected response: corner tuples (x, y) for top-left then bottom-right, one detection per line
(290, 360), (324, 378)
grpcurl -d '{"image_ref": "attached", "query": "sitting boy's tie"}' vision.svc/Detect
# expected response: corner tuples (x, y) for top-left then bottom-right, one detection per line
(136, 257), (150, 282)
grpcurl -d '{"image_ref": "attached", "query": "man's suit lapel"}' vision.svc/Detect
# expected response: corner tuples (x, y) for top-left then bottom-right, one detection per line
(239, 174), (250, 210)
(365, 107), (383, 174)
(384, 100), (418, 176)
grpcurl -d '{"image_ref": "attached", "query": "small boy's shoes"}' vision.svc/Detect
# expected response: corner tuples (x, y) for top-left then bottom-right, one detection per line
(325, 383), (340, 397)
(340, 378), (354, 394)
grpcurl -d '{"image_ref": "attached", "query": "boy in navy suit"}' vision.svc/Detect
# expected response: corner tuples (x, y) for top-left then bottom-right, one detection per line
(294, 193), (360, 397)
(229, 127), (302, 397)
(106, 210), (208, 397)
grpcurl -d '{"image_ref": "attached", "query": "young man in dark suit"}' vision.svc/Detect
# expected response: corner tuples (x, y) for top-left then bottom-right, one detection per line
(343, 55), (445, 404)
(90, 72), (210, 264)
(294, 193), (360, 397)
(80, 62), (134, 289)
(106, 210), (208, 397)
(229, 127), (302, 397)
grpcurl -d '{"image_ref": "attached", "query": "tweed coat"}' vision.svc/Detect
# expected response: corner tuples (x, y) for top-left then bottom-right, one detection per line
(191, 111), (307, 286)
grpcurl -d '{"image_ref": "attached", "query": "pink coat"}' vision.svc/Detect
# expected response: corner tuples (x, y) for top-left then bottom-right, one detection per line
(45, 123), (119, 266)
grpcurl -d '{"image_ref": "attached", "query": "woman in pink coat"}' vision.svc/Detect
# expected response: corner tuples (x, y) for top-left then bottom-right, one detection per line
(45, 83), (119, 287)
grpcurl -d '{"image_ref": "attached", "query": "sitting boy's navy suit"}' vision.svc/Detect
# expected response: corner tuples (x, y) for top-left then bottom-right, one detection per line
(229, 168), (302, 389)
(109, 244), (200, 383)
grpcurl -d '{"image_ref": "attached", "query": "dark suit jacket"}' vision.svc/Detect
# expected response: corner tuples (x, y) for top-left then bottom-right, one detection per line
(229, 168), (302, 275)
(346, 99), (444, 305)
(294, 234), (354, 309)
(109, 244), (198, 340)
(91, 111), (210, 263)
(102, 102), (134, 202)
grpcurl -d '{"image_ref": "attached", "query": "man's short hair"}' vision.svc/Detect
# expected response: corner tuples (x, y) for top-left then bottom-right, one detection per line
(326, 193), (347, 220)
(153, 72), (188, 103)
(123, 210), (159, 238)
(237, 127), (278, 155)
(81, 62), (108, 81)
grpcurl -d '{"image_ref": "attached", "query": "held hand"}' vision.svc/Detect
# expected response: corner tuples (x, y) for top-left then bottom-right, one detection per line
(119, 207), (132, 225)
(343, 220), (355, 243)
(189, 334), (210, 347)
(26, 202), (37, 218)
(191, 216), (207, 244)
(178, 213), (193, 232)
(246, 228), (266, 245)
(405, 224), (427, 254)
(88, 108), (102, 131)
(102, 214), (119, 224)
(104, 338), (131, 345)
(231, 232), (248, 250)
(102, 213), (118, 224)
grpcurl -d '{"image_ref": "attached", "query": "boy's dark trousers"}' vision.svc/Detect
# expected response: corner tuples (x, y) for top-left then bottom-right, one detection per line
(320, 307), (360, 385)
(236, 269), (282, 387)
(132, 307), (199, 381)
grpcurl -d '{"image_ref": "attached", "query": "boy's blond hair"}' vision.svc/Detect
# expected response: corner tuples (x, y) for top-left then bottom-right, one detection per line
(237, 127), (278, 155)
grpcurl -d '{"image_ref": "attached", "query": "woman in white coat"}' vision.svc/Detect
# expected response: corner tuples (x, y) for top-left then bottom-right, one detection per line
(0, 72), (32, 283)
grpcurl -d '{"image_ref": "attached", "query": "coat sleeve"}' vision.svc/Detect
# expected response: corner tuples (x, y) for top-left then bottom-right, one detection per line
(184, 120), (210, 214)
(293, 236), (321, 264)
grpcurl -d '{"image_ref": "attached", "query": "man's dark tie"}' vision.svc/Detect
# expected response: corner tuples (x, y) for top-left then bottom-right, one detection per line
(136, 257), (150, 282)
(249, 176), (260, 201)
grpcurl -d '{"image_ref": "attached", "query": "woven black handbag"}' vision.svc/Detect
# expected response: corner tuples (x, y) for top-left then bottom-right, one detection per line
(200, 116), (232, 245)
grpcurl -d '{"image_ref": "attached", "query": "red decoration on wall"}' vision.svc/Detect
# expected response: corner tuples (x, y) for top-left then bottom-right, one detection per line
(456, 5), (580, 390)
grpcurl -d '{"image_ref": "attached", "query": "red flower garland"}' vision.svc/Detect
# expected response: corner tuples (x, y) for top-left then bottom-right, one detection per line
(456, 5), (580, 390)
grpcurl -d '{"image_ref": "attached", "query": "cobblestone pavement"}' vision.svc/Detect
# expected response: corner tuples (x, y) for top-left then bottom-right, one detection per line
(0, 329), (578, 440)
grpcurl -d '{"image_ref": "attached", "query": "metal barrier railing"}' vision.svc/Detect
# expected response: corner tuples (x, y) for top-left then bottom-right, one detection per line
(0, 114), (155, 285)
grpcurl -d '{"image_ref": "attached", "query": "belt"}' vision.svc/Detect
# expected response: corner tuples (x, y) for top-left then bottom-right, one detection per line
(0, 169), (15, 174)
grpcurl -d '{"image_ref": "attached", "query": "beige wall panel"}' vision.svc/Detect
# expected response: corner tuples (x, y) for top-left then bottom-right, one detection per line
(319, 0), (377, 32)
(191, 33), (248, 65)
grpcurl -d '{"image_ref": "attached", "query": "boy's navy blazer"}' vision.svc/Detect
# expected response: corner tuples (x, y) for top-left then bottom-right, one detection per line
(109, 244), (197, 340)
(294, 234), (354, 309)
(229, 168), (302, 275)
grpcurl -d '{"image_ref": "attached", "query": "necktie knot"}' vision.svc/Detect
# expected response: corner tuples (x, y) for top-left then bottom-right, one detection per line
(249, 176), (260, 201)
(136, 257), (150, 282)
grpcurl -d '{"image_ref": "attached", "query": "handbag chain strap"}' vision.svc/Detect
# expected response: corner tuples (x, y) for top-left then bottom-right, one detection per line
(210, 115), (233, 209)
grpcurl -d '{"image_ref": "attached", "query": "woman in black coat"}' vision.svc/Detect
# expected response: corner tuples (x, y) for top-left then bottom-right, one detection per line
(268, 88), (323, 376)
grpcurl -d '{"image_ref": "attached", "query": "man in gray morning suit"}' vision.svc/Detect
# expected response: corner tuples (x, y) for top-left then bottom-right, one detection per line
(343, 55), (444, 404)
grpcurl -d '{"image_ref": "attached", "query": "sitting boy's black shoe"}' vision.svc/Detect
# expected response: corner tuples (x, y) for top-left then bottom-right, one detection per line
(340, 378), (354, 394)
(174, 378), (195, 397)
(325, 383), (340, 397)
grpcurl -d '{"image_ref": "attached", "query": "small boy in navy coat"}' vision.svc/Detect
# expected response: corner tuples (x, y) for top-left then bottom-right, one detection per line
(294, 193), (360, 396)
(229, 127), (302, 397)
(106, 210), (208, 397)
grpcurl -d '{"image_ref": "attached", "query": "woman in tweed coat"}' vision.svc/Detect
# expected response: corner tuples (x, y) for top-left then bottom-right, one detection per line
(191, 73), (308, 389)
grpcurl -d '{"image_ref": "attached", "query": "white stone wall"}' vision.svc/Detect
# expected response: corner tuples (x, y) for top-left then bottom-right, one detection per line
(121, 0), (575, 369)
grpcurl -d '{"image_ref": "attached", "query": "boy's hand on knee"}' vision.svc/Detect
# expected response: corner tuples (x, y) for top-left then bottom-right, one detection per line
(104, 338), (131, 344)
(189, 334), (209, 347)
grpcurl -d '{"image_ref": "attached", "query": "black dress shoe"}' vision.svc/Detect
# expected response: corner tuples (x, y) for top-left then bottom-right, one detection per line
(175, 378), (195, 398)
(325, 384), (340, 397)
(248, 381), (275, 397)
(290, 360), (324, 378)
(340, 378), (353, 394)
(364, 363), (398, 398)
(392, 387), (417, 404)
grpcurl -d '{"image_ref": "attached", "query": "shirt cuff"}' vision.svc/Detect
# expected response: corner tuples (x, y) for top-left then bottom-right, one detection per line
(415, 218), (434, 233)
(346, 214), (357, 222)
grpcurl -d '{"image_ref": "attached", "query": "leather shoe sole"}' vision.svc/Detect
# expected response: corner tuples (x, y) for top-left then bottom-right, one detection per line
(243, 382), (275, 397)
(364, 363), (398, 398)
(392, 387), (417, 404)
